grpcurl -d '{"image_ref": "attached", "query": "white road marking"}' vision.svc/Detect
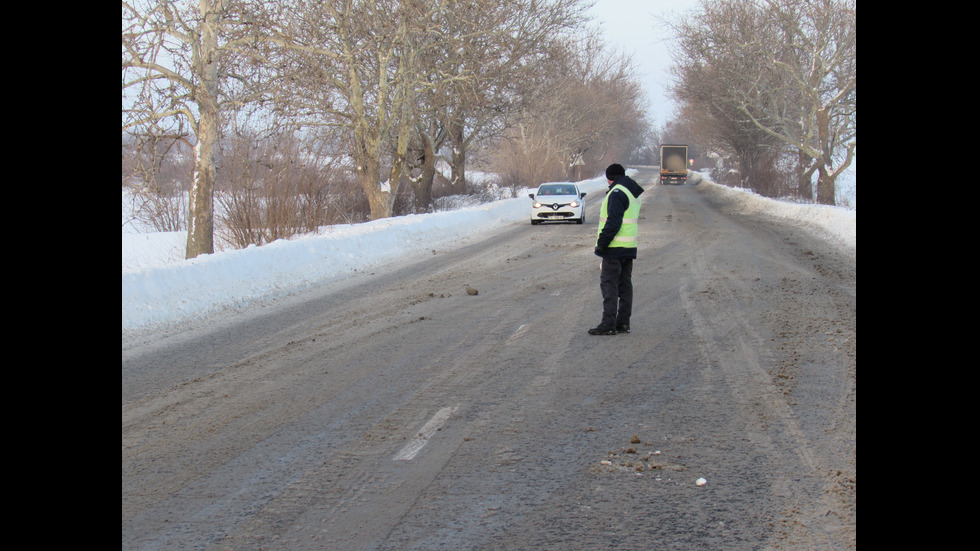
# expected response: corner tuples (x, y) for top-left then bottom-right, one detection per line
(505, 324), (530, 345)
(392, 406), (458, 461)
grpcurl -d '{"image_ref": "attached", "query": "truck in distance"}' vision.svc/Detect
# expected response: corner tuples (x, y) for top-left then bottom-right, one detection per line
(660, 144), (689, 185)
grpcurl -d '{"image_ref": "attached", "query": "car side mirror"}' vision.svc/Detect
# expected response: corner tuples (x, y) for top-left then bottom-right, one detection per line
(528, 193), (535, 199)
(580, 192), (587, 198)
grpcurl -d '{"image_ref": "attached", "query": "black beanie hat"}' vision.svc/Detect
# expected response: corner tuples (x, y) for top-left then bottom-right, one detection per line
(606, 163), (626, 181)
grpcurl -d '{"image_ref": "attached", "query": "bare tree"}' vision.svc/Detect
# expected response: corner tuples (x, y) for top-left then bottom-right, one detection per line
(265, 0), (457, 221)
(493, 28), (651, 185)
(272, 0), (594, 218)
(123, 0), (275, 258)
(553, 32), (650, 177)
(671, 0), (792, 190)
(670, 0), (855, 204)
(436, 0), (595, 194)
(753, 0), (856, 204)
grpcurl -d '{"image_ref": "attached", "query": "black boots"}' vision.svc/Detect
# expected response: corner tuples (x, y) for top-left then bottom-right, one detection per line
(587, 324), (630, 335)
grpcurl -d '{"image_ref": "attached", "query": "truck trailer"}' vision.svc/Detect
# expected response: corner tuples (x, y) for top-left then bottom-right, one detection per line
(660, 144), (689, 185)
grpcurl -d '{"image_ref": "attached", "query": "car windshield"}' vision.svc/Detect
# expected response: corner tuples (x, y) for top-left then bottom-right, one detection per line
(537, 185), (576, 196)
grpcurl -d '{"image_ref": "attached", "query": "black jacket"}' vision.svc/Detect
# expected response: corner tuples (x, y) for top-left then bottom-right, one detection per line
(594, 175), (644, 259)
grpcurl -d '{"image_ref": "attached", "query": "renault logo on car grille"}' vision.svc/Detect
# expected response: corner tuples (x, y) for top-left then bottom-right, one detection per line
(551, 203), (559, 210)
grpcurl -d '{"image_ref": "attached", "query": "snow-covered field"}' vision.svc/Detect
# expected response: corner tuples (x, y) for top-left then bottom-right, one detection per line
(123, 172), (855, 334)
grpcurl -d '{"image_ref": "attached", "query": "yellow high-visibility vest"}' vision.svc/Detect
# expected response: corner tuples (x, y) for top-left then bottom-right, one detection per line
(597, 184), (640, 248)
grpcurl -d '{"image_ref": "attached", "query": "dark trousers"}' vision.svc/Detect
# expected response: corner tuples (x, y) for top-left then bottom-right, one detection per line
(599, 257), (633, 328)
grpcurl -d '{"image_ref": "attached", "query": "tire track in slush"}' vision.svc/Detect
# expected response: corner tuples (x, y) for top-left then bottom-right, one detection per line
(676, 195), (851, 549)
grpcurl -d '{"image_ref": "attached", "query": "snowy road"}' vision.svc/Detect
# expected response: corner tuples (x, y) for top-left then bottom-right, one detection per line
(122, 167), (856, 550)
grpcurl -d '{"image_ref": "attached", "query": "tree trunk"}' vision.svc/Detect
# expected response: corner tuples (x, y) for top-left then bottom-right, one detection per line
(444, 119), (469, 195)
(816, 165), (836, 205)
(356, 157), (393, 221)
(411, 130), (437, 212)
(186, 122), (216, 259)
(737, 148), (761, 189)
(815, 107), (836, 205)
(797, 150), (817, 202)
(185, 0), (220, 259)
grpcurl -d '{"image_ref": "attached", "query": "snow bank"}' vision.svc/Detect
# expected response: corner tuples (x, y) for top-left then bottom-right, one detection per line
(695, 176), (856, 251)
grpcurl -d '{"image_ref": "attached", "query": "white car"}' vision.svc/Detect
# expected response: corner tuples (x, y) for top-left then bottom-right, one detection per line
(529, 183), (587, 225)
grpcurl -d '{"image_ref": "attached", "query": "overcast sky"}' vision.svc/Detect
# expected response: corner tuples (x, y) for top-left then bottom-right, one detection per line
(586, 0), (701, 127)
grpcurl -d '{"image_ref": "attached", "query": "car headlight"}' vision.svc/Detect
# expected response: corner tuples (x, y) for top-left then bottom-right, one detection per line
(569, 201), (580, 208)
(532, 201), (542, 208)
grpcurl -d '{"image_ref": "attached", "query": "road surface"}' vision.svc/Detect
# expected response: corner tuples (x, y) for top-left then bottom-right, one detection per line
(122, 167), (856, 550)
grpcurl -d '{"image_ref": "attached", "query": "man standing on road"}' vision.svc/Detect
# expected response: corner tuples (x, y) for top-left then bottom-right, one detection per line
(590, 163), (644, 335)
